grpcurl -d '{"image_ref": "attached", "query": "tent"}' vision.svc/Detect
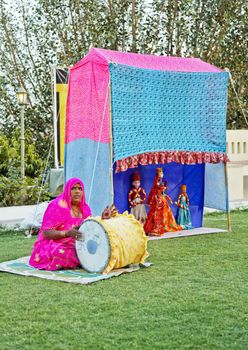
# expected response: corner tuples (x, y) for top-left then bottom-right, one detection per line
(65, 48), (229, 228)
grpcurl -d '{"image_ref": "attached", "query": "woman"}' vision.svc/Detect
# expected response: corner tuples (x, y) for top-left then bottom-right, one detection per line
(29, 178), (92, 270)
(144, 168), (182, 236)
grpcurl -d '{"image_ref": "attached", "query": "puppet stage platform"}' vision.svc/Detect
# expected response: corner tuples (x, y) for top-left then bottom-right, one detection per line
(148, 227), (227, 240)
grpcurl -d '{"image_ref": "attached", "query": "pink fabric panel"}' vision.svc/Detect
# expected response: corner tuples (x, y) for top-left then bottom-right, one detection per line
(66, 60), (110, 144)
(94, 48), (222, 72)
(72, 49), (107, 69)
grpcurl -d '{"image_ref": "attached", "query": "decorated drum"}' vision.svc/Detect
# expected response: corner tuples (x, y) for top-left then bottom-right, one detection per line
(75, 212), (148, 274)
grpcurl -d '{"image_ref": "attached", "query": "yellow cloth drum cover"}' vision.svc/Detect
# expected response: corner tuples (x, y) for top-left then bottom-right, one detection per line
(76, 212), (149, 273)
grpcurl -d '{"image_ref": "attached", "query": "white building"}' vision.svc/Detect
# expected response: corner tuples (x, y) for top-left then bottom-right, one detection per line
(226, 129), (248, 203)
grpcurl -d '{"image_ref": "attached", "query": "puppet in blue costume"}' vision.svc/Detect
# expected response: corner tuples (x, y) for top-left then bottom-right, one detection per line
(175, 184), (193, 229)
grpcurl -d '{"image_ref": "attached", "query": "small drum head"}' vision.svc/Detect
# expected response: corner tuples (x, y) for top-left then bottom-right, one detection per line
(76, 219), (110, 273)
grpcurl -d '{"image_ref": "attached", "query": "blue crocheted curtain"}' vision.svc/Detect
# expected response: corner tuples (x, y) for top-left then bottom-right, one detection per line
(109, 64), (229, 162)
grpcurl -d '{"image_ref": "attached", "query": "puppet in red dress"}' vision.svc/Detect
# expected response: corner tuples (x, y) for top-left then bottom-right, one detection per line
(128, 172), (147, 224)
(144, 168), (182, 236)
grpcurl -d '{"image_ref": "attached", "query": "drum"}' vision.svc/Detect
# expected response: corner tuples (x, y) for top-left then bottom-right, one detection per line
(75, 212), (148, 274)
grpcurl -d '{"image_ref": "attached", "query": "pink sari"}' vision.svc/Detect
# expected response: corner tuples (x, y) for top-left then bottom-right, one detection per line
(29, 178), (91, 270)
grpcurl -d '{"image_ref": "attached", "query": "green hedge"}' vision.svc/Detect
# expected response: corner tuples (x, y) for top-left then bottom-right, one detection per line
(0, 176), (50, 206)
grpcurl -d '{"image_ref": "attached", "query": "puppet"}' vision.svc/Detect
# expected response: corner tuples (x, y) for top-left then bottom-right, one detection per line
(144, 168), (182, 235)
(128, 172), (147, 224)
(175, 184), (192, 229)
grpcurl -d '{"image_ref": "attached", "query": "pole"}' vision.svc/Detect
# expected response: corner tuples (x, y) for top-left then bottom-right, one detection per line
(20, 105), (25, 178)
(52, 67), (59, 169)
(109, 81), (114, 204)
(224, 163), (231, 231)
(224, 72), (231, 232)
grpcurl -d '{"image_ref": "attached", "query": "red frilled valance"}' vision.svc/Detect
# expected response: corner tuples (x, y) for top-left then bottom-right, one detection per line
(115, 151), (229, 173)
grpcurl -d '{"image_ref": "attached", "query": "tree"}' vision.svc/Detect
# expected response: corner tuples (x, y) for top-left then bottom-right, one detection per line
(0, 129), (45, 178)
(0, 0), (247, 172)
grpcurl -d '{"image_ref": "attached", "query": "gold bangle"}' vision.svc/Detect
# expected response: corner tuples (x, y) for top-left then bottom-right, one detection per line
(60, 231), (66, 238)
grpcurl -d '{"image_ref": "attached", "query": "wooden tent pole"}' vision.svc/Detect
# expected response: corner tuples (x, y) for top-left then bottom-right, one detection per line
(109, 78), (114, 204)
(224, 162), (232, 231)
(224, 73), (231, 232)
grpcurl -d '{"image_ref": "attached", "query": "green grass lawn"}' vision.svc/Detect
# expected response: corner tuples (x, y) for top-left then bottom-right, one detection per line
(0, 210), (247, 350)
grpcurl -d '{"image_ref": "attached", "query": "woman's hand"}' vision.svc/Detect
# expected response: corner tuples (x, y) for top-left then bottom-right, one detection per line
(66, 228), (81, 240)
(43, 228), (82, 240)
(101, 204), (118, 220)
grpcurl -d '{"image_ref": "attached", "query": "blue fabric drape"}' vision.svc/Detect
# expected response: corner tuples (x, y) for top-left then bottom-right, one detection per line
(204, 163), (229, 211)
(65, 139), (111, 216)
(110, 64), (228, 161)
